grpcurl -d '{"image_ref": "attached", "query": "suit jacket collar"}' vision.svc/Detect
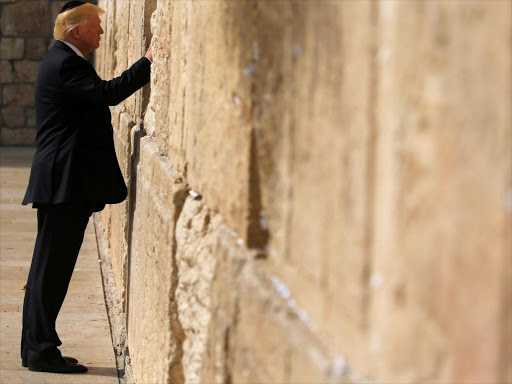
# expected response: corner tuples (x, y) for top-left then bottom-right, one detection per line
(57, 40), (85, 58)
(54, 40), (76, 55)
(53, 40), (97, 73)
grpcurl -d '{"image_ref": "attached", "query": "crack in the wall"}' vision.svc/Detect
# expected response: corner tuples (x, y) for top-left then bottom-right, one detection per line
(125, 126), (145, 339)
(223, 326), (233, 384)
(247, 128), (269, 249)
(166, 188), (189, 384)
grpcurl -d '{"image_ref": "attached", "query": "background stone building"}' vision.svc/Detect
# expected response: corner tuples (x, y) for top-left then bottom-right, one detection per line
(4, 0), (511, 383)
(0, 0), (71, 145)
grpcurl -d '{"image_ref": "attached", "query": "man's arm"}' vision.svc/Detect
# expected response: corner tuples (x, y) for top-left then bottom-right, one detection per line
(59, 55), (151, 106)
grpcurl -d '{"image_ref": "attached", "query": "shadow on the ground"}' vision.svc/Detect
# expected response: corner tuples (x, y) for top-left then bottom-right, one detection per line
(84, 366), (118, 377)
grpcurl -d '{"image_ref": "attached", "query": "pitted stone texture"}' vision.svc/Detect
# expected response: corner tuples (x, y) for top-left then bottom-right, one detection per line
(94, 0), (512, 383)
(200, 231), (354, 384)
(145, 1), (252, 242)
(96, 0), (152, 126)
(174, 196), (222, 384)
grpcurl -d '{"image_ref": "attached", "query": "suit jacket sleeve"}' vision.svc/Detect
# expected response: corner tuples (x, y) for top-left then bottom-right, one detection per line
(59, 55), (151, 106)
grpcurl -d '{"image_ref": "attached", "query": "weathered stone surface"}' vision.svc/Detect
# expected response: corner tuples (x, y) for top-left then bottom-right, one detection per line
(0, 38), (24, 59)
(13, 60), (40, 82)
(94, 0), (512, 383)
(145, 0), (253, 245)
(125, 136), (188, 384)
(2, 84), (34, 107)
(200, 230), (355, 384)
(0, 60), (14, 83)
(1, 2), (51, 37)
(0, 105), (24, 128)
(25, 38), (47, 60)
(174, 196), (222, 384)
(367, 2), (512, 382)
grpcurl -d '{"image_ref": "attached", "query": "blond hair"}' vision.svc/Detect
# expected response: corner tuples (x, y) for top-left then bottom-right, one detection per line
(53, 3), (104, 40)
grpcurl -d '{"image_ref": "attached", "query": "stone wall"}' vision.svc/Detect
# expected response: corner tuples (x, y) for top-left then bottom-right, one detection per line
(0, 0), (70, 145)
(94, 1), (512, 383)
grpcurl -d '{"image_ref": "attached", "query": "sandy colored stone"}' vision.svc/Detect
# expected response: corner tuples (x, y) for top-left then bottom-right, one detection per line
(94, 0), (512, 383)
(367, 2), (512, 382)
(174, 196), (222, 384)
(124, 136), (188, 384)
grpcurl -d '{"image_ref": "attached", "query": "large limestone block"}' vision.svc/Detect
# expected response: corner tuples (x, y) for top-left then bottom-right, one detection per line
(105, 117), (135, 311)
(174, 196), (222, 384)
(124, 0), (145, 119)
(145, 1), (252, 244)
(96, 0), (115, 79)
(126, 136), (188, 384)
(368, 1), (512, 382)
(113, 0), (130, 77)
(201, 231), (355, 384)
(236, 4), (376, 368)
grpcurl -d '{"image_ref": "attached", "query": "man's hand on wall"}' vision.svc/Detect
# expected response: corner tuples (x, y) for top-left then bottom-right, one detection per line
(145, 45), (153, 62)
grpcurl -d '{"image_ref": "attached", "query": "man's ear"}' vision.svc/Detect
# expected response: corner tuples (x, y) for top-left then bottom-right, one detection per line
(70, 27), (80, 40)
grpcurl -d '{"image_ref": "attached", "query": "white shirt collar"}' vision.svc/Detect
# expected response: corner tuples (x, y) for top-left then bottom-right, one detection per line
(59, 40), (85, 59)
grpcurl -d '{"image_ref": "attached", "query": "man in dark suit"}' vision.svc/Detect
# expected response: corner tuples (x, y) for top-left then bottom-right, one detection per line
(20, 1), (153, 373)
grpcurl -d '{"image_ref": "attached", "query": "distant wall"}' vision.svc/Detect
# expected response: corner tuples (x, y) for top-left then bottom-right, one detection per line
(94, 1), (512, 383)
(0, 0), (70, 145)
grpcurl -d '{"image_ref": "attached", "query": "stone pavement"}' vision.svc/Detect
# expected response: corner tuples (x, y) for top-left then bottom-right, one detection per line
(0, 147), (118, 383)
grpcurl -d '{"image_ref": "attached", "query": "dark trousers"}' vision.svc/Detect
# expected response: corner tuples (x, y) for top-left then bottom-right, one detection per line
(21, 203), (93, 362)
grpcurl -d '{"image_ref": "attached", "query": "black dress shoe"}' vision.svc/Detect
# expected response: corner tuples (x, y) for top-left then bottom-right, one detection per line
(22, 356), (78, 368)
(28, 356), (88, 374)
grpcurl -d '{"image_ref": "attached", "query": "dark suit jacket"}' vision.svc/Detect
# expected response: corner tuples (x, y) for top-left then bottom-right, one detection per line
(22, 40), (151, 212)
